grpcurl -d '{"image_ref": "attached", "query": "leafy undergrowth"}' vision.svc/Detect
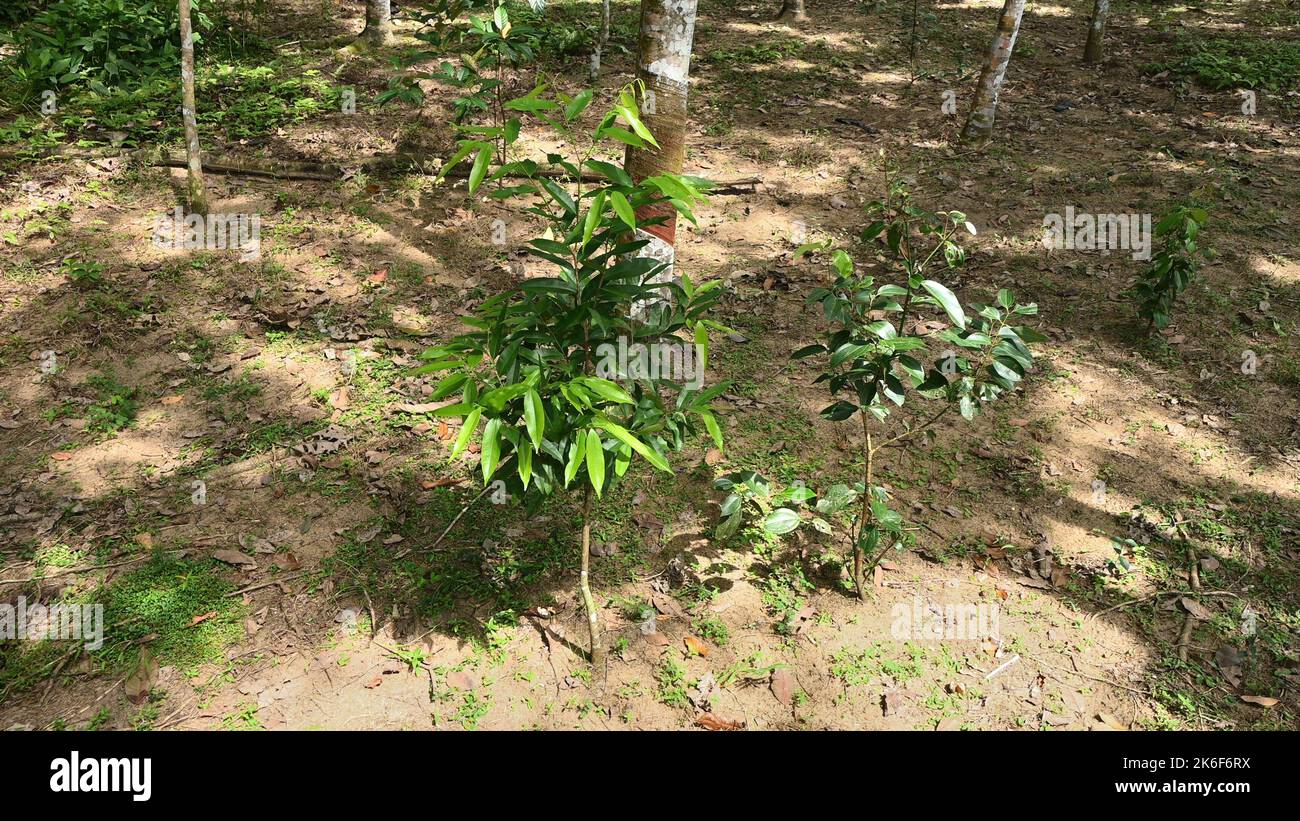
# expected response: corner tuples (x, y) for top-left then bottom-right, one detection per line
(0, 554), (244, 698)
(0, 0), (1297, 732)
(1147, 34), (1300, 92)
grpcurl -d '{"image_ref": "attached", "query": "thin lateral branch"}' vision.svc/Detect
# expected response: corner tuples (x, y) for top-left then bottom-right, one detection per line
(873, 404), (953, 453)
(392, 480), (496, 559)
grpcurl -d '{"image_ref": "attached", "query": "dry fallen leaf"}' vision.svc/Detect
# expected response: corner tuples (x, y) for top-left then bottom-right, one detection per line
(1096, 712), (1128, 730)
(770, 668), (795, 707)
(1240, 695), (1279, 708)
(1179, 596), (1214, 620)
(446, 670), (477, 690)
(695, 712), (743, 731)
(189, 611), (217, 627)
(651, 591), (686, 620)
(212, 549), (256, 568)
(683, 635), (710, 657)
(124, 647), (158, 705)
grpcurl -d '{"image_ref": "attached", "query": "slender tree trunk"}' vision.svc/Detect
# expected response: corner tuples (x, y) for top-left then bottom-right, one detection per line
(591, 0), (611, 79)
(959, 0), (1026, 145)
(624, 0), (699, 287)
(178, 0), (207, 215)
(358, 0), (393, 46)
(579, 487), (605, 681)
(1083, 0), (1109, 64)
(777, 0), (808, 23)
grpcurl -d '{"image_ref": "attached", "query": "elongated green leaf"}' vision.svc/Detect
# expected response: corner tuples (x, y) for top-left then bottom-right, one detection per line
(582, 190), (606, 246)
(610, 190), (636, 230)
(468, 145), (492, 194)
(699, 409), (723, 451)
(518, 440), (533, 489)
(763, 508), (801, 536)
(481, 418), (502, 483)
(592, 417), (671, 473)
(585, 429), (605, 497)
(576, 377), (634, 404)
(564, 433), (587, 486)
(451, 407), (481, 459)
(523, 390), (545, 450)
(694, 322), (708, 374)
(921, 280), (967, 330)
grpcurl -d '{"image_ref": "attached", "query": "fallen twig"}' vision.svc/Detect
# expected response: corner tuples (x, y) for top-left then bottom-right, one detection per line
(983, 654), (1020, 681)
(224, 570), (311, 598)
(0, 550), (186, 586)
(1090, 589), (1237, 617)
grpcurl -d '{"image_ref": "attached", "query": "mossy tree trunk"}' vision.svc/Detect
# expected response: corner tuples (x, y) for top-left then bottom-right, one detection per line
(1083, 0), (1109, 64)
(777, 0), (808, 24)
(358, 0), (393, 47)
(959, 0), (1027, 145)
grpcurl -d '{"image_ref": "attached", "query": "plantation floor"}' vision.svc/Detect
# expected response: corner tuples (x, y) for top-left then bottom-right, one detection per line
(1, 0), (1298, 730)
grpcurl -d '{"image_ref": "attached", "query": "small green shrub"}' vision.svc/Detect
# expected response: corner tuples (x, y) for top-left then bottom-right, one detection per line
(1129, 205), (1210, 333)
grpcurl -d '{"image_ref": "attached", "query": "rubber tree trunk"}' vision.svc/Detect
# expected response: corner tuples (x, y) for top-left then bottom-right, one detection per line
(178, 0), (207, 215)
(624, 0), (699, 285)
(777, 0), (808, 23)
(359, 0), (393, 46)
(959, 0), (1026, 145)
(591, 0), (611, 79)
(1083, 0), (1109, 64)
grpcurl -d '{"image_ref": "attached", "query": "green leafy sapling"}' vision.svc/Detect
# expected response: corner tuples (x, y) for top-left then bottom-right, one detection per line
(413, 84), (727, 680)
(1129, 205), (1210, 334)
(378, 3), (538, 160)
(713, 472), (817, 542)
(793, 181), (1044, 598)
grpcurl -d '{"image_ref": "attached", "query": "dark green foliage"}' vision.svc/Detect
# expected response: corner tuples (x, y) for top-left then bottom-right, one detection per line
(416, 83), (727, 507)
(793, 176), (1044, 588)
(1129, 205), (1210, 333)
(1149, 36), (1300, 91)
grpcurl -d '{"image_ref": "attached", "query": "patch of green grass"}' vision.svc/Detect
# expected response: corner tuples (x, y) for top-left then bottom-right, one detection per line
(454, 691), (491, 729)
(95, 554), (245, 673)
(755, 559), (812, 635)
(0, 554), (244, 697)
(1148, 35), (1300, 91)
(221, 702), (263, 731)
(832, 642), (926, 688)
(692, 615), (731, 646)
(83, 374), (138, 432)
(656, 653), (689, 708)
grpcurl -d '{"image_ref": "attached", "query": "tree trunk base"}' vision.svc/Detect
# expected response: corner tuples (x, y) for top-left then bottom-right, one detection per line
(345, 25), (393, 53)
(959, 124), (992, 147)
